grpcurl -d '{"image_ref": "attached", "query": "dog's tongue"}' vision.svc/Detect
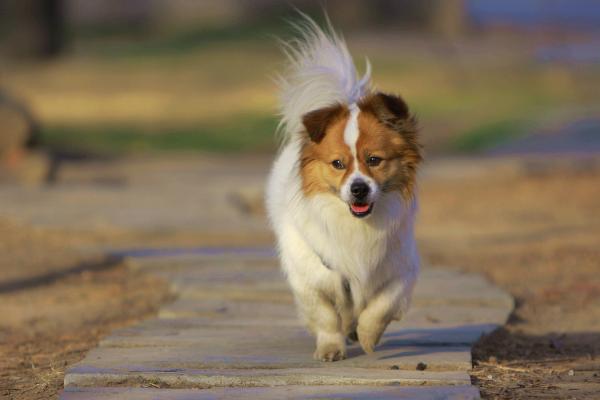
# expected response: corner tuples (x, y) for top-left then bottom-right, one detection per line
(351, 203), (370, 213)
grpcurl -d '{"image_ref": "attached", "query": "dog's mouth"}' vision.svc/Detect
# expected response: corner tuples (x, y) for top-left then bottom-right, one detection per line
(349, 202), (373, 218)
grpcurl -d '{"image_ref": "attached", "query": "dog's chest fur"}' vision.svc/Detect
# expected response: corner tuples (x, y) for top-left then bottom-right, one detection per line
(293, 188), (409, 296)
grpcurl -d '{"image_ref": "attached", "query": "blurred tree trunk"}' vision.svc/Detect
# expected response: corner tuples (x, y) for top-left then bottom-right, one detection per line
(8, 0), (65, 58)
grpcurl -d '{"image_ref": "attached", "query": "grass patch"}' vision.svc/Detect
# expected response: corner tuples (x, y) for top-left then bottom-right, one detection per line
(41, 114), (279, 154)
(72, 11), (328, 59)
(452, 119), (529, 153)
(82, 23), (284, 59)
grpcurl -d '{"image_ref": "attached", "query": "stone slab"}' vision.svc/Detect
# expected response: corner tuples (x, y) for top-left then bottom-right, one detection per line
(67, 338), (472, 374)
(0, 156), (271, 234)
(130, 255), (512, 309)
(157, 297), (509, 331)
(157, 298), (296, 320)
(402, 304), (511, 327)
(102, 314), (501, 349)
(412, 268), (514, 309)
(176, 285), (294, 303)
(65, 367), (472, 389)
(127, 254), (278, 272)
(61, 385), (480, 399)
(134, 259), (281, 284)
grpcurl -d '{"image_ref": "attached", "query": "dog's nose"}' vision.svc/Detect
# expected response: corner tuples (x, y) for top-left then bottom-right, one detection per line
(350, 181), (370, 199)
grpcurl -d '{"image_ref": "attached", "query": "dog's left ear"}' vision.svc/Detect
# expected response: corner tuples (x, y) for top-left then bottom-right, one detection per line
(360, 92), (421, 165)
(359, 92), (412, 129)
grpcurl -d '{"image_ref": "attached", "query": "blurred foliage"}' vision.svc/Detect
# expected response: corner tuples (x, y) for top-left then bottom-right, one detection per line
(452, 119), (527, 152)
(71, 16), (298, 59)
(2, 5), (600, 155)
(41, 113), (278, 154)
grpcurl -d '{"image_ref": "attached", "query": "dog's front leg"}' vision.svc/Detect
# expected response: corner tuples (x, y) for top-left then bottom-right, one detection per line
(356, 280), (408, 354)
(295, 288), (346, 362)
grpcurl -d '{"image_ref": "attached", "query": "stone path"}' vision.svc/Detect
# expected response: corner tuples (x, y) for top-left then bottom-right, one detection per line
(0, 156), (270, 234)
(61, 250), (513, 399)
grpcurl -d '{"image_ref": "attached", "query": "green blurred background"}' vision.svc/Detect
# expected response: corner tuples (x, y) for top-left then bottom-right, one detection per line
(1, 0), (599, 158)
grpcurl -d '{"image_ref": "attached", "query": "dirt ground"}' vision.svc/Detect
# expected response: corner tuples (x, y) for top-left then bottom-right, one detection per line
(0, 221), (172, 400)
(418, 157), (600, 399)
(1, 155), (599, 399)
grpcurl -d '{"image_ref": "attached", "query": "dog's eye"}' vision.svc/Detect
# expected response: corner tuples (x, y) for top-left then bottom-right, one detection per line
(331, 160), (345, 170)
(367, 156), (383, 167)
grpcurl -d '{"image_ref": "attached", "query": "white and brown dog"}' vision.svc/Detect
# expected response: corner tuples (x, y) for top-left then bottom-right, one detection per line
(266, 15), (422, 362)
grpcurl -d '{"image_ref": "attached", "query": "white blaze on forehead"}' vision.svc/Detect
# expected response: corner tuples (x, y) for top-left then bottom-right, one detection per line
(340, 104), (379, 205)
(343, 104), (360, 159)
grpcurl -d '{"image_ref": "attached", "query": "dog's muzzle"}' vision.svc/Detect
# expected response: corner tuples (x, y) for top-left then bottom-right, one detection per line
(349, 180), (373, 218)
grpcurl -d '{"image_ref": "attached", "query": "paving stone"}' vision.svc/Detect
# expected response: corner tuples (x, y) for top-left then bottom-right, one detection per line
(98, 322), (478, 351)
(62, 385), (480, 399)
(157, 297), (509, 332)
(105, 317), (302, 333)
(65, 366), (472, 388)
(131, 255), (512, 309)
(402, 304), (511, 327)
(382, 323), (498, 346)
(128, 255), (279, 273)
(129, 256), (292, 302)
(0, 157), (271, 233)
(169, 269), (285, 288)
(413, 269), (514, 309)
(102, 313), (498, 347)
(158, 298), (296, 320)
(102, 313), (502, 351)
(68, 336), (472, 375)
(176, 284), (293, 303)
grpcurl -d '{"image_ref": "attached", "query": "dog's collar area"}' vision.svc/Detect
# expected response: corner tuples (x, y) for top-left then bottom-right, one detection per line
(321, 258), (332, 270)
(316, 252), (333, 271)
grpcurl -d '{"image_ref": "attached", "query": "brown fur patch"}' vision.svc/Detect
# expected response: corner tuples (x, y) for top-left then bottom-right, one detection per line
(300, 106), (354, 196)
(302, 104), (347, 143)
(358, 93), (421, 199)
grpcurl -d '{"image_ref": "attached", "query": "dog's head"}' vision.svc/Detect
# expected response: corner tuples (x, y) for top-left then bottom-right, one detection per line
(299, 93), (421, 218)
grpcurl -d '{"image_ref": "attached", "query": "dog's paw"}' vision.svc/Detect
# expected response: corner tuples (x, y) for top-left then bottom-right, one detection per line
(314, 332), (346, 362)
(357, 325), (384, 354)
(313, 343), (346, 362)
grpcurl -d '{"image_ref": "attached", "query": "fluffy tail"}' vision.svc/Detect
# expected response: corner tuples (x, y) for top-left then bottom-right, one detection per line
(276, 13), (372, 143)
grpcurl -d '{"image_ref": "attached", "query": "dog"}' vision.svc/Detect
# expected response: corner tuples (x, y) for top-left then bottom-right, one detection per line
(266, 15), (422, 362)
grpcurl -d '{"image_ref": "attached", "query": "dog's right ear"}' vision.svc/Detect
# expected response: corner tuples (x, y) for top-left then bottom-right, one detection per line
(301, 104), (345, 143)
